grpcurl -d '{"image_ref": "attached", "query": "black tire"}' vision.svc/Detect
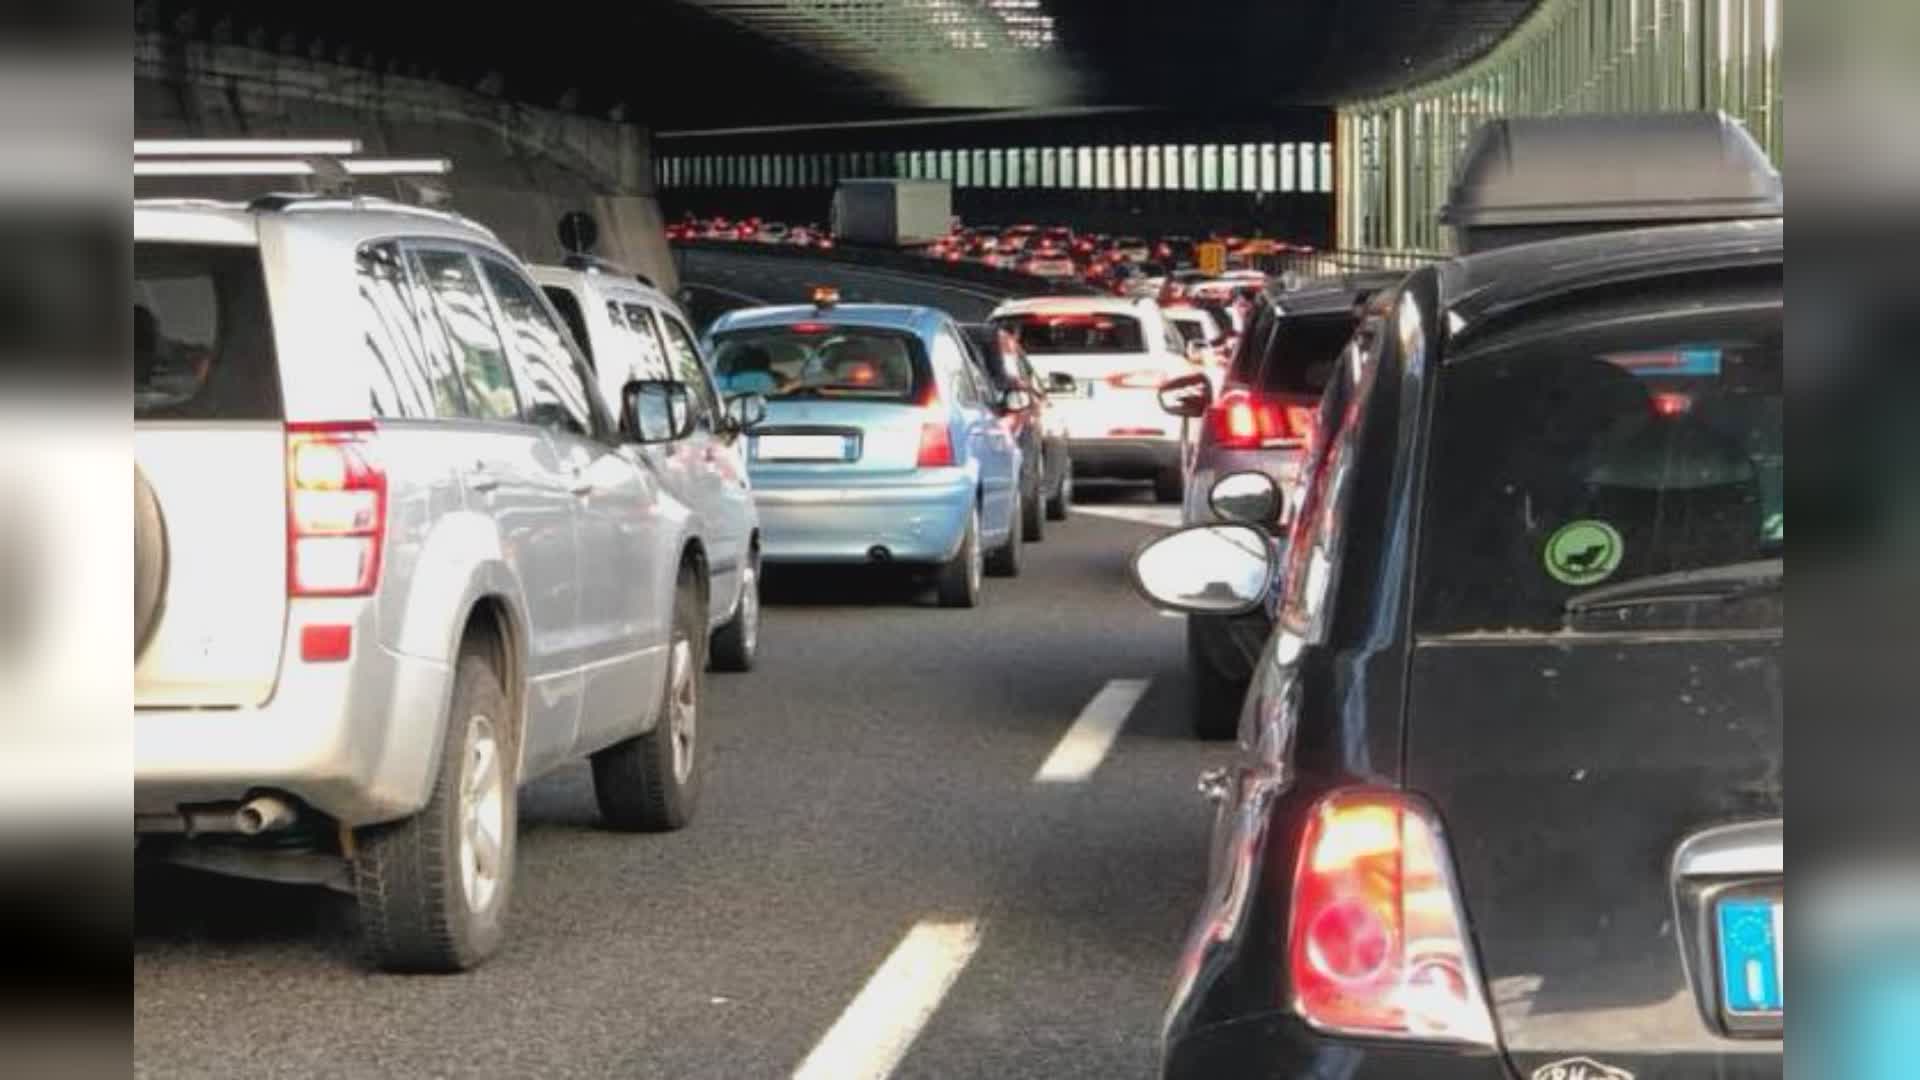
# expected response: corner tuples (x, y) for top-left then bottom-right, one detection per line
(709, 549), (759, 673)
(1187, 619), (1246, 741)
(985, 491), (1022, 578)
(935, 506), (984, 608)
(1021, 471), (1045, 543)
(353, 643), (517, 972)
(134, 465), (167, 658)
(1046, 455), (1073, 522)
(593, 568), (705, 831)
(1154, 465), (1185, 505)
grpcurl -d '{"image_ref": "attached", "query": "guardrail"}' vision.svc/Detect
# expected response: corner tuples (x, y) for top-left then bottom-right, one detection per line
(672, 238), (1103, 297)
(1246, 248), (1447, 281)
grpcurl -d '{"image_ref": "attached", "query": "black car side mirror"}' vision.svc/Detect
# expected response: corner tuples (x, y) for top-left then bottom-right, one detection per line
(622, 379), (695, 443)
(1045, 371), (1077, 394)
(1157, 371), (1213, 419)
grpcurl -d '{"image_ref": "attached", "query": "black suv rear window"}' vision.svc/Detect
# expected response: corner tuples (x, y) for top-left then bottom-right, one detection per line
(1415, 294), (1783, 634)
(135, 242), (280, 420)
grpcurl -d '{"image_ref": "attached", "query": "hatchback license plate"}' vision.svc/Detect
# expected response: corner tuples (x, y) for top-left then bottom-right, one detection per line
(755, 434), (848, 461)
(1717, 896), (1784, 1016)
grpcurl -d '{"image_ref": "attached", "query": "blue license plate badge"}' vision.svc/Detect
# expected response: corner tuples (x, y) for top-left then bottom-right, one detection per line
(1717, 896), (1784, 1015)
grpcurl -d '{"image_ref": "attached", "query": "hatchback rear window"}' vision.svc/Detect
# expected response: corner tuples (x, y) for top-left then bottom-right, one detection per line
(1415, 296), (1783, 634)
(711, 326), (927, 402)
(996, 313), (1145, 355)
(135, 242), (280, 420)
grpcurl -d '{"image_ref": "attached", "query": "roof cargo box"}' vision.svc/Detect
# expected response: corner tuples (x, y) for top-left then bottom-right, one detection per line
(1440, 112), (1782, 253)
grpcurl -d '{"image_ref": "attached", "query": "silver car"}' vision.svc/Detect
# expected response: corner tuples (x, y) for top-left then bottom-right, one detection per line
(136, 195), (718, 971)
(533, 259), (765, 671)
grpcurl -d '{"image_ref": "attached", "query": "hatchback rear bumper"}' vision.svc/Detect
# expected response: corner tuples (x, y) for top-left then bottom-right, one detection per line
(1164, 1013), (1510, 1080)
(753, 472), (974, 564)
(1071, 438), (1182, 478)
(136, 624), (450, 830)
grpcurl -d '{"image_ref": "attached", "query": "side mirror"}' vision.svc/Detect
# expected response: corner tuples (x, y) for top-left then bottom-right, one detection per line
(1129, 524), (1276, 616)
(1001, 386), (1035, 413)
(1209, 471), (1282, 524)
(622, 379), (695, 444)
(1157, 371), (1213, 419)
(725, 391), (768, 432)
(1045, 371), (1078, 395)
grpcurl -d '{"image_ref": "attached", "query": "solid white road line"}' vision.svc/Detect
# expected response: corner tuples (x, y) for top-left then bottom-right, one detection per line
(1072, 503), (1184, 529)
(791, 918), (985, 1080)
(1034, 678), (1150, 784)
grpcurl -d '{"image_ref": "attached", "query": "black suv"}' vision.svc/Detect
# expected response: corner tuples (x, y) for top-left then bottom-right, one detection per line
(1137, 218), (1783, 1078)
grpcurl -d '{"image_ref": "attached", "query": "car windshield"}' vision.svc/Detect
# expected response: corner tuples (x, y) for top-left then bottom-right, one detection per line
(1415, 300), (1783, 634)
(710, 325), (926, 401)
(1241, 309), (1357, 395)
(996, 313), (1146, 355)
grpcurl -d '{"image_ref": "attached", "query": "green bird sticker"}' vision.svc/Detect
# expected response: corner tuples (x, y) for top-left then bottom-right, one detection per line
(1543, 520), (1624, 586)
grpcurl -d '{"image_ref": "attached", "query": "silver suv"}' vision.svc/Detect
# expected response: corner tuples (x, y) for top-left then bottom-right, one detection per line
(532, 258), (764, 671)
(135, 194), (718, 971)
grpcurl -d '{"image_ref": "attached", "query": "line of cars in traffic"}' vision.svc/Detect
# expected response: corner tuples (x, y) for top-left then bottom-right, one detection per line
(1125, 113), (1785, 1079)
(134, 143), (1073, 973)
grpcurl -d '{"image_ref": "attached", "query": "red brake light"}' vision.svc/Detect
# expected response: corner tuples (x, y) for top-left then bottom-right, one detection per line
(1651, 391), (1693, 417)
(790, 322), (830, 334)
(916, 421), (956, 468)
(287, 422), (386, 598)
(1288, 790), (1496, 1045)
(1205, 390), (1311, 450)
(1106, 370), (1170, 390)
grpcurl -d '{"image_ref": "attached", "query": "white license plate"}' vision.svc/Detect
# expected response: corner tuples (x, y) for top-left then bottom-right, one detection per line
(755, 434), (847, 461)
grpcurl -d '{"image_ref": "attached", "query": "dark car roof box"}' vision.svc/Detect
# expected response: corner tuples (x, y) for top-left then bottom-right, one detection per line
(1440, 112), (1782, 254)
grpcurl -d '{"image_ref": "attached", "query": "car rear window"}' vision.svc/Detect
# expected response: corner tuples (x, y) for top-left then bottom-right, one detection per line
(996, 313), (1145, 355)
(1415, 295), (1783, 635)
(1249, 309), (1358, 396)
(711, 325), (927, 402)
(135, 242), (280, 420)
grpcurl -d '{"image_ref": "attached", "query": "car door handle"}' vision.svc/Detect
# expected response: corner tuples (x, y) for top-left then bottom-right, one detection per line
(467, 467), (500, 494)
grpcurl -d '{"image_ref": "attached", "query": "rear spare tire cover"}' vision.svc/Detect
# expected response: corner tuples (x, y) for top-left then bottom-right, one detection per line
(134, 464), (166, 657)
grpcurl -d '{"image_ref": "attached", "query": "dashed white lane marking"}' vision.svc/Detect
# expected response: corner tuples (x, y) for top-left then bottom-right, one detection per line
(1034, 678), (1151, 784)
(792, 918), (985, 1080)
(1073, 503), (1184, 529)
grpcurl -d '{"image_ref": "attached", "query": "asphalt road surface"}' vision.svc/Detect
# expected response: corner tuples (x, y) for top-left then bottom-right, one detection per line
(674, 247), (1026, 327)
(134, 486), (1220, 1079)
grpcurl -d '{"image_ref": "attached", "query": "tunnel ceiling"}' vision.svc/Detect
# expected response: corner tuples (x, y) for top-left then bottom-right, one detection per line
(139, 0), (1538, 128)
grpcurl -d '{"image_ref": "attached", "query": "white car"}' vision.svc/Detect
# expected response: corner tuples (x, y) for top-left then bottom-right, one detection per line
(1162, 304), (1230, 370)
(989, 296), (1193, 502)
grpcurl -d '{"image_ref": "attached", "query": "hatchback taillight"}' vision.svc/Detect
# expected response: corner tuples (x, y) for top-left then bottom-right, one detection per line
(1106, 370), (1170, 390)
(1205, 390), (1313, 450)
(1289, 790), (1496, 1045)
(287, 422), (387, 597)
(916, 421), (956, 468)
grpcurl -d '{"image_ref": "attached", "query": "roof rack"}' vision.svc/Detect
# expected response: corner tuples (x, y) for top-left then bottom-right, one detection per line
(134, 138), (451, 201)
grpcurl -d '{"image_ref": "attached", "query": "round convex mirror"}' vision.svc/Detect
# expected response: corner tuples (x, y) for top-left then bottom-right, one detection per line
(1129, 524), (1275, 615)
(1208, 471), (1281, 524)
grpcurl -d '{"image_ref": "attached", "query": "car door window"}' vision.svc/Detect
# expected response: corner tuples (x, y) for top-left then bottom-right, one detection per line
(479, 257), (603, 440)
(410, 248), (521, 422)
(355, 242), (463, 419)
(656, 310), (722, 428)
(1277, 305), (1386, 642)
(931, 328), (982, 408)
(622, 304), (674, 381)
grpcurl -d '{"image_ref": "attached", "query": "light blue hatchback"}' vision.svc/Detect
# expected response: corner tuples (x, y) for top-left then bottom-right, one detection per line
(705, 298), (1027, 608)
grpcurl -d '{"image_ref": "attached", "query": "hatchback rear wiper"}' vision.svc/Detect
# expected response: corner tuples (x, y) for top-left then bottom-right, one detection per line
(1564, 558), (1783, 614)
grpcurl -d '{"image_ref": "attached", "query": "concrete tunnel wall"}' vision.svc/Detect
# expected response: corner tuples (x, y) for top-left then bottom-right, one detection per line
(135, 33), (677, 293)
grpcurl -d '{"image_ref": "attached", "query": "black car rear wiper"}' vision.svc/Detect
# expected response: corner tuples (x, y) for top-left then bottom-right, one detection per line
(1564, 558), (1783, 614)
